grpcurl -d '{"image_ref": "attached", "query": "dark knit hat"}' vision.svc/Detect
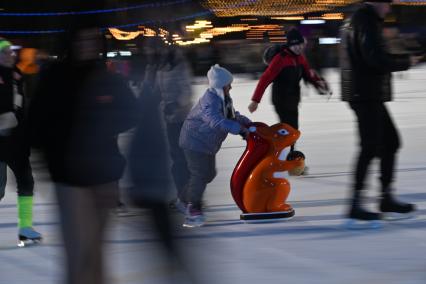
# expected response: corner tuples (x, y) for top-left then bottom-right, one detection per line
(286, 29), (305, 46)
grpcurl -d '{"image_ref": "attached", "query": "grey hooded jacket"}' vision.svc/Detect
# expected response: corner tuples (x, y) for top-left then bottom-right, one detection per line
(179, 88), (251, 155)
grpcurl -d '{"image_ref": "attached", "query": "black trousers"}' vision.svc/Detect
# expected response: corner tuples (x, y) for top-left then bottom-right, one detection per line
(273, 100), (299, 152)
(349, 102), (400, 197)
(0, 157), (34, 200)
(273, 105), (299, 130)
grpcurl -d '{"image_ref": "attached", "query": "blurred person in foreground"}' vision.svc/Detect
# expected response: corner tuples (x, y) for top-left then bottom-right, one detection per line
(29, 28), (139, 284)
(340, 0), (422, 226)
(0, 38), (41, 244)
(156, 44), (193, 212)
(126, 40), (197, 283)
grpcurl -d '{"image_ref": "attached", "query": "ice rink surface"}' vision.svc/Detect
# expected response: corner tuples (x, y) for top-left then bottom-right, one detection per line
(0, 67), (425, 284)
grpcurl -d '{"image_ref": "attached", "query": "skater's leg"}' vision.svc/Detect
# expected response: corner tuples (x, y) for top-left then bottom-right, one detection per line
(379, 105), (400, 192)
(183, 150), (216, 207)
(56, 185), (96, 284)
(7, 158), (38, 234)
(0, 161), (6, 200)
(8, 157), (34, 198)
(166, 122), (190, 200)
(56, 183), (118, 284)
(348, 103), (382, 220)
(148, 202), (175, 252)
(378, 107), (415, 214)
(92, 182), (119, 282)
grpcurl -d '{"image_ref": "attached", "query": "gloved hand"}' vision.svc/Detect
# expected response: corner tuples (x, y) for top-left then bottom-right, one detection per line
(239, 126), (250, 140)
(316, 79), (332, 96)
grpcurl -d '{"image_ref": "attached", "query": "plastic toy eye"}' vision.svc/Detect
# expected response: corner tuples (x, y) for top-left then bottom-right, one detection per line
(277, 129), (289, 136)
(249, 126), (257, 133)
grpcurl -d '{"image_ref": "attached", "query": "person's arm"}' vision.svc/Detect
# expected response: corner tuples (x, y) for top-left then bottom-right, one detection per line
(251, 54), (286, 103)
(300, 56), (322, 85)
(357, 17), (410, 72)
(299, 56), (330, 94)
(234, 111), (252, 126)
(201, 95), (242, 135)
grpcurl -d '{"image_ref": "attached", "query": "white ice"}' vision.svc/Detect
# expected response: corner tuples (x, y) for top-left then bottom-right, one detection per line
(0, 67), (425, 284)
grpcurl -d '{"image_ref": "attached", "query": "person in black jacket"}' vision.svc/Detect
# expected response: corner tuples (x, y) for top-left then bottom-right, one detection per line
(340, 0), (422, 223)
(0, 38), (41, 244)
(29, 28), (139, 284)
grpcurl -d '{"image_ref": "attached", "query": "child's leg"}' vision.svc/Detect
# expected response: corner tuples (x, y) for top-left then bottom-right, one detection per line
(183, 150), (216, 208)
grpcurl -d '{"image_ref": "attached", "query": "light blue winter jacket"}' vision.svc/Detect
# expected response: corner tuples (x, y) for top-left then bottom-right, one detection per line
(179, 88), (251, 155)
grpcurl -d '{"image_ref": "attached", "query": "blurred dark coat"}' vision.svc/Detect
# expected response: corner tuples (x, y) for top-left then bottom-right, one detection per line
(0, 66), (30, 161)
(156, 50), (193, 124)
(127, 72), (171, 204)
(340, 3), (410, 102)
(29, 60), (139, 186)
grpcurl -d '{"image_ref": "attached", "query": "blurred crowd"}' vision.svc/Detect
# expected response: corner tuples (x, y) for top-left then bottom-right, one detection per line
(0, 0), (425, 283)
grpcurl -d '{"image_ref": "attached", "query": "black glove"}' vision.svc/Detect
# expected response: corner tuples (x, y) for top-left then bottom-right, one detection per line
(239, 127), (249, 140)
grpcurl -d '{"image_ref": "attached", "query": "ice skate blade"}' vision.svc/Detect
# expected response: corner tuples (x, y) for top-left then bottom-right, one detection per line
(114, 211), (143, 217)
(383, 212), (416, 221)
(17, 238), (42, 248)
(343, 219), (383, 230)
(241, 209), (295, 223)
(182, 221), (204, 228)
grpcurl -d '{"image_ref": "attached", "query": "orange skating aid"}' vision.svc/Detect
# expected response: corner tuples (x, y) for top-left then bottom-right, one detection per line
(230, 122), (303, 221)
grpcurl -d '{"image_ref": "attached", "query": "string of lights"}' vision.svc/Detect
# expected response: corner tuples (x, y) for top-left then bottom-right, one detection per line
(0, 10), (213, 34)
(0, 0), (192, 16)
(203, 0), (426, 17)
(0, 29), (65, 34)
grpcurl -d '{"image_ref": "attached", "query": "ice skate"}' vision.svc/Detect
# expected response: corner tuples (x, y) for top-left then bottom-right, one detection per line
(344, 205), (383, 230)
(183, 203), (205, 228)
(169, 198), (187, 215)
(380, 195), (416, 221)
(18, 227), (42, 247)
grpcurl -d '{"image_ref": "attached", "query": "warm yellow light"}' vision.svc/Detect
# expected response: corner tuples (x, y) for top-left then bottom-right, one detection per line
(109, 28), (141, 40)
(186, 20), (213, 31)
(271, 16), (304, 20)
(204, 0), (359, 17)
(321, 13), (344, 20)
(393, 0), (426, 5)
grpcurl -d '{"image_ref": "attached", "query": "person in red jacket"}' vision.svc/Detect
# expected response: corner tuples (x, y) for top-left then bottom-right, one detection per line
(248, 29), (329, 136)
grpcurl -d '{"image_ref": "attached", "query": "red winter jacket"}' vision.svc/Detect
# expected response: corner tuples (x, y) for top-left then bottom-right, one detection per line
(252, 47), (321, 108)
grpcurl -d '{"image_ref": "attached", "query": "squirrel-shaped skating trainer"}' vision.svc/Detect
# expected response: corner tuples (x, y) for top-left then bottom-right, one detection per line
(231, 122), (303, 220)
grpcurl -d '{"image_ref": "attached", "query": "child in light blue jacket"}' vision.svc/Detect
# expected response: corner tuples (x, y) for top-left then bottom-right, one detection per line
(179, 64), (251, 227)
